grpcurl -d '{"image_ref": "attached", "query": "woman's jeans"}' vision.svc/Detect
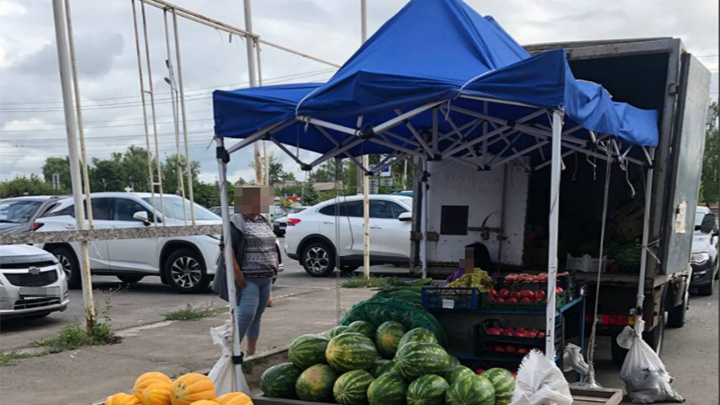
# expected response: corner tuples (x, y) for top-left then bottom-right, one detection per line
(236, 277), (273, 340)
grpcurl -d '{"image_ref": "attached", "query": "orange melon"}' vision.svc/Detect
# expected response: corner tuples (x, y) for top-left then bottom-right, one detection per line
(133, 372), (173, 399)
(216, 392), (253, 405)
(105, 393), (141, 405)
(170, 373), (216, 405)
(142, 382), (173, 405)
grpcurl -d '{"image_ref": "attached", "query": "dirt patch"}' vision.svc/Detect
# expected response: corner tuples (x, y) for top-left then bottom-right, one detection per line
(244, 350), (291, 394)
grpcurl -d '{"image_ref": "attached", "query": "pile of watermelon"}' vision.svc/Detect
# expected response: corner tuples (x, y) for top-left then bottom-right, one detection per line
(261, 321), (516, 405)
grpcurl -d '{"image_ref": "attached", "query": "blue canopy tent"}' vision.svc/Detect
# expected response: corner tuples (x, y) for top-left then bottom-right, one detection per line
(212, 0), (659, 360)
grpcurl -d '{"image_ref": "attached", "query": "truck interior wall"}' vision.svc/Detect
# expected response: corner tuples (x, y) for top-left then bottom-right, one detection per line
(524, 156), (647, 272)
(425, 160), (529, 269)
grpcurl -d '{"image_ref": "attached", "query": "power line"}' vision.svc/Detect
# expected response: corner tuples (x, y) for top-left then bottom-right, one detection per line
(0, 68), (336, 108)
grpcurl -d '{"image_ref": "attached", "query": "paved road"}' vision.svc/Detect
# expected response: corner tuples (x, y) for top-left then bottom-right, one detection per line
(0, 240), (405, 350)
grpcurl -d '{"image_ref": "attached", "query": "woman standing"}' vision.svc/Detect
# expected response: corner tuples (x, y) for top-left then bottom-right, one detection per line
(214, 186), (278, 356)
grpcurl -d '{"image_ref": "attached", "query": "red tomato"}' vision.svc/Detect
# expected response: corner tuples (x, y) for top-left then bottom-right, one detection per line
(517, 348), (529, 355)
(507, 297), (518, 303)
(511, 371), (518, 378)
(527, 331), (538, 339)
(475, 368), (485, 375)
(496, 297), (505, 303)
(520, 298), (532, 303)
(516, 327), (526, 333)
(499, 288), (510, 298)
(488, 288), (497, 296)
(514, 332), (525, 338)
(556, 287), (564, 293)
(535, 290), (546, 299)
(506, 345), (516, 353)
(495, 345), (506, 353)
(537, 332), (546, 339)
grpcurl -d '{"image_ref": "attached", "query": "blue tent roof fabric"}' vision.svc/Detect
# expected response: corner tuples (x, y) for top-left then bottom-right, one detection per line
(213, 0), (659, 166)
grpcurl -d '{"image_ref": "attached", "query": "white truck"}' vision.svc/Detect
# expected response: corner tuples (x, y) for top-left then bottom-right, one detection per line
(409, 38), (712, 364)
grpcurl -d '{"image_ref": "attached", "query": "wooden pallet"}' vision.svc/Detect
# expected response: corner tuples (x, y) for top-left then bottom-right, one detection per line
(571, 387), (624, 405)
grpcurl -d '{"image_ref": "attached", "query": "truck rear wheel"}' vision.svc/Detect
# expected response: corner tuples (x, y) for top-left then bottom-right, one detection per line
(643, 314), (665, 355)
(666, 301), (686, 328)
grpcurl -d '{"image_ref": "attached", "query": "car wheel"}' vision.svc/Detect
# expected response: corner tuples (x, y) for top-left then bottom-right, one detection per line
(302, 242), (335, 277)
(117, 275), (145, 284)
(50, 246), (81, 289)
(165, 248), (209, 293)
(340, 265), (359, 273)
(666, 300), (686, 328)
(643, 314), (665, 355)
(698, 278), (715, 296)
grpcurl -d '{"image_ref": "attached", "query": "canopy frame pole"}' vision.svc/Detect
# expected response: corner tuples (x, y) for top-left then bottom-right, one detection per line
(635, 149), (656, 333)
(367, 138), (426, 159)
(443, 113), (479, 159)
(421, 157), (429, 278)
(545, 109), (564, 359)
(459, 94), (538, 109)
(269, 136), (309, 167)
(297, 117), (357, 136)
(442, 109), (546, 158)
(375, 101), (444, 135)
(381, 129), (422, 149)
(225, 121), (289, 154)
(491, 140), (550, 169)
(443, 119), (482, 152)
(396, 109), (433, 156)
(313, 125), (372, 171)
(496, 131), (532, 171)
(309, 137), (366, 169)
(372, 154), (409, 175)
(215, 137), (242, 391)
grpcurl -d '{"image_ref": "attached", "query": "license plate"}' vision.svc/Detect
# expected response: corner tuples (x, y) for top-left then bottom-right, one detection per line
(19, 286), (61, 297)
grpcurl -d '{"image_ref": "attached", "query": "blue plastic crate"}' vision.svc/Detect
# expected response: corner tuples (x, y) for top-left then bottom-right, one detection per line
(421, 287), (479, 311)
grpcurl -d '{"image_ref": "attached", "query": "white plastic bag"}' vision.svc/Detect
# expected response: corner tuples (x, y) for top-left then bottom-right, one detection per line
(511, 349), (573, 405)
(563, 343), (601, 388)
(208, 320), (250, 395)
(618, 323), (684, 403)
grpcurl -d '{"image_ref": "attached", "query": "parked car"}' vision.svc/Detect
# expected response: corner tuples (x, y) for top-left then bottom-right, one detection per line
(285, 195), (413, 276)
(690, 206), (719, 295)
(392, 190), (414, 197)
(0, 196), (63, 234)
(210, 205), (286, 220)
(273, 206), (309, 237)
(35, 193), (222, 293)
(0, 244), (69, 319)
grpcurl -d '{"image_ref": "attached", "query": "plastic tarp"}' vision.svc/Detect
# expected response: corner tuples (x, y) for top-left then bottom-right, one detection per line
(213, 0), (659, 157)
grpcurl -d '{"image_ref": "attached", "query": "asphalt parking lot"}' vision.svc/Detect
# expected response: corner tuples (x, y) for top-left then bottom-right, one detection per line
(0, 239), (404, 350)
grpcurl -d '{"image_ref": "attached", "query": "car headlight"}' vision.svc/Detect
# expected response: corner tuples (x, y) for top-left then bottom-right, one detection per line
(691, 252), (710, 264)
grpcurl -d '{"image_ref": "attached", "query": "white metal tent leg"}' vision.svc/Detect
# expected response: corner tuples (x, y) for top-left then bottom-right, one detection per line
(215, 137), (242, 391)
(545, 110), (564, 359)
(422, 158), (429, 279)
(635, 151), (655, 333)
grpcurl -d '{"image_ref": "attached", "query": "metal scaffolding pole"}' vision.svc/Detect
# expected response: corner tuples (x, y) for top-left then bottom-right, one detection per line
(545, 110), (564, 359)
(52, 0), (96, 331)
(242, 0), (263, 185)
(361, 0), (371, 281)
(171, 9), (196, 226)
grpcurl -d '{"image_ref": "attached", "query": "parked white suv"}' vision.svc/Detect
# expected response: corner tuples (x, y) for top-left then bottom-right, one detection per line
(285, 195), (413, 276)
(35, 192), (221, 293)
(0, 245), (69, 318)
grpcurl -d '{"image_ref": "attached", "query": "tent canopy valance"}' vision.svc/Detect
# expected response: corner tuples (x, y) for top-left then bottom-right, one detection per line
(213, 0), (658, 171)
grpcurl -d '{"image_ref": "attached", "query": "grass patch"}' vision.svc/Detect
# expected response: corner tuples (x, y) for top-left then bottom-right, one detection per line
(0, 350), (30, 366)
(35, 322), (120, 354)
(342, 276), (395, 288)
(164, 304), (225, 321)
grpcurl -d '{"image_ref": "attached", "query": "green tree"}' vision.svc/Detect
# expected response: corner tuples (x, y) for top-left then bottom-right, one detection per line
(302, 181), (320, 206)
(162, 154), (200, 196)
(122, 146), (151, 192)
(700, 102), (719, 206)
(89, 153), (127, 192)
(42, 156), (72, 191)
(0, 174), (56, 198)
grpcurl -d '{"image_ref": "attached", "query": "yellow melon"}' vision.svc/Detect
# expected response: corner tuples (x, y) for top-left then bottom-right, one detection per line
(105, 393), (141, 405)
(216, 392), (253, 405)
(133, 372), (173, 399)
(170, 373), (216, 405)
(142, 381), (173, 405)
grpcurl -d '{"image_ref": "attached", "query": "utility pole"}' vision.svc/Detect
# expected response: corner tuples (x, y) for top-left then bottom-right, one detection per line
(243, 0), (262, 184)
(361, 0), (370, 281)
(52, 0), (96, 332)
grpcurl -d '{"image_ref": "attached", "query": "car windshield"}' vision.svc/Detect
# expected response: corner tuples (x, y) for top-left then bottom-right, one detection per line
(289, 207), (307, 214)
(0, 200), (42, 223)
(142, 197), (219, 221)
(695, 210), (708, 230)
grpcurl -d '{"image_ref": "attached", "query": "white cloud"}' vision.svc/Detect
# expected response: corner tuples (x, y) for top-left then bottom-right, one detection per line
(0, 0), (717, 185)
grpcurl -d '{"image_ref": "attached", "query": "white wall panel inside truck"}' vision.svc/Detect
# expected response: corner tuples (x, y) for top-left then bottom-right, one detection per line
(426, 159), (529, 267)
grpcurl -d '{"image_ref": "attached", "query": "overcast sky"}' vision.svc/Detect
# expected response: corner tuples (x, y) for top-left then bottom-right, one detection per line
(0, 0), (717, 185)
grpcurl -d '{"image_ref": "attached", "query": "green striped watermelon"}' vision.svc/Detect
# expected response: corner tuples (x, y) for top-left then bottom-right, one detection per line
(444, 366), (475, 385)
(446, 374), (495, 405)
(448, 356), (461, 368)
(348, 321), (376, 340)
(260, 362), (302, 399)
(295, 364), (338, 402)
(407, 374), (449, 405)
(288, 334), (330, 370)
(394, 342), (452, 380)
(370, 359), (395, 378)
(333, 370), (374, 405)
(398, 327), (438, 350)
(326, 325), (351, 339)
(326, 332), (378, 372)
(375, 321), (407, 358)
(483, 368), (516, 405)
(367, 372), (408, 405)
